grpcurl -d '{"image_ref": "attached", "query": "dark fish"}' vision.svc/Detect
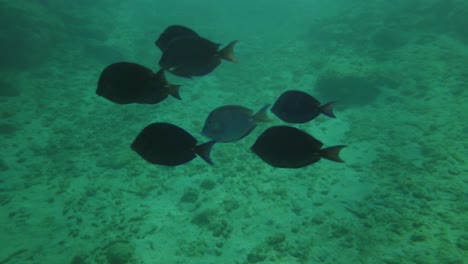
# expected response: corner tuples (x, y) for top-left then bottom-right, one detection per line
(251, 126), (346, 168)
(131, 122), (215, 166)
(271, 90), (335, 123)
(155, 25), (199, 51)
(202, 104), (270, 143)
(97, 62), (181, 104)
(159, 37), (238, 78)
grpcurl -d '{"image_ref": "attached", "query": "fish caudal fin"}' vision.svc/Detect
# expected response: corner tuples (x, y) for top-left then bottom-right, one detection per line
(218, 40), (238, 63)
(319, 102), (336, 118)
(194, 141), (216, 165)
(154, 69), (168, 83)
(320, 145), (346, 163)
(252, 104), (272, 122)
(167, 84), (182, 100)
(155, 69), (182, 100)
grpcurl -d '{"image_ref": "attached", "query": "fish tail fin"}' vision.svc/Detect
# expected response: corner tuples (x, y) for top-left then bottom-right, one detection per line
(194, 141), (216, 165)
(155, 69), (182, 100)
(167, 84), (182, 100)
(154, 68), (168, 83)
(218, 40), (238, 63)
(320, 145), (346, 163)
(252, 104), (272, 122)
(319, 102), (336, 118)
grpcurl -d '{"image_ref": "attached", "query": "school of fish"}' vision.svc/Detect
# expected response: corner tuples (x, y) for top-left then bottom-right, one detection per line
(96, 25), (347, 168)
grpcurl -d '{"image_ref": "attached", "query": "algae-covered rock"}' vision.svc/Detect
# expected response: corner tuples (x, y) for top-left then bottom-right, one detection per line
(70, 255), (87, 264)
(191, 209), (217, 227)
(457, 234), (468, 250)
(176, 239), (208, 257)
(105, 242), (134, 264)
(223, 199), (240, 213)
(410, 232), (427, 242)
(266, 233), (286, 246)
(209, 219), (232, 238)
(247, 245), (268, 263)
(180, 187), (199, 203)
(200, 178), (216, 190)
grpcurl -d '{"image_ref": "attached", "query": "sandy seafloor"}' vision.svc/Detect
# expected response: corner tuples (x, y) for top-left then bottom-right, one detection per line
(0, 1), (467, 264)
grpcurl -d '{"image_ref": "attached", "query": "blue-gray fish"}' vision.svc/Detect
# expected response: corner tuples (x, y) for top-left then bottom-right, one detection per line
(202, 104), (270, 143)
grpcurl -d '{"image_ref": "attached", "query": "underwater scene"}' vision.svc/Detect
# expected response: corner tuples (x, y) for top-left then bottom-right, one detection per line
(0, 0), (467, 263)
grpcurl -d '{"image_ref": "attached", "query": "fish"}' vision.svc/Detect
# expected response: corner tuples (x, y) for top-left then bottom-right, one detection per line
(155, 25), (199, 51)
(202, 104), (271, 143)
(97, 62), (181, 104)
(271, 90), (335, 123)
(159, 37), (238, 78)
(251, 126), (346, 168)
(131, 122), (215, 166)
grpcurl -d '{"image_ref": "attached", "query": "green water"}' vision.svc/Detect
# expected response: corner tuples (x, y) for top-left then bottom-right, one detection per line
(0, 1), (467, 263)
